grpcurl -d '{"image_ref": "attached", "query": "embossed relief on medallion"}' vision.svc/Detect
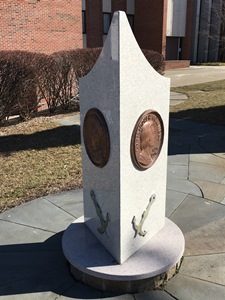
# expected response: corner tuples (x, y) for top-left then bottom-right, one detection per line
(83, 108), (110, 168)
(131, 110), (164, 170)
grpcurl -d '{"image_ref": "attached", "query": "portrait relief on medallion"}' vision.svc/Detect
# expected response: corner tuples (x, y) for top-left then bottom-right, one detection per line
(131, 110), (164, 170)
(83, 108), (110, 168)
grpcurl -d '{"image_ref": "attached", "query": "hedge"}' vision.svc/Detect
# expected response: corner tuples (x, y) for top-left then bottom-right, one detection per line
(0, 48), (164, 123)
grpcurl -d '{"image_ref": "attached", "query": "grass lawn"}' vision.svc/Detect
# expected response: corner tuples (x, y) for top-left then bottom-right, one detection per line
(0, 115), (82, 212)
(171, 79), (225, 126)
(1, 79), (225, 212)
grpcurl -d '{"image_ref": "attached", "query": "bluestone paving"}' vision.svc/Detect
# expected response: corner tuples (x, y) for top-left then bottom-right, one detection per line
(135, 290), (175, 300)
(55, 281), (102, 299)
(166, 274), (225, 300)
(44, 190), (83, 218)
(192, 179), (225, 203)
(0, 250), (72, 294)
(167, 165), (188, 179)
(56, 114), (80, 127)
(180, 253), (225, 286)
(189, 161), (225, 183)
(170, 92), (188, 106)
(190, 153), (225, 168)
(0, 220), (54, 247)
(215, 153), (225, 159)
(0, 292), (57, 300)
(1, 116), (225, 299)
(166, 190), (188, 217)
(44, 190), (83, 205)
(198, 134), (225, 154)
(170, 195), (225, 255)
(166, 177), (203, 197)
(167, 153), (189, 166)
(183, 216), (225, 256)
(0, 198), (74, 233)
(165, 65), (225, 87)
(170, 194), (225, 234)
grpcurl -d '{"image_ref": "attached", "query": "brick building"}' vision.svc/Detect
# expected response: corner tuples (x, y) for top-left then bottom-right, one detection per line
(0, 0), (224, 64)
(82, 0), (224, 65)
(82, 0), (192, 68)
(0, 0), (82, 54)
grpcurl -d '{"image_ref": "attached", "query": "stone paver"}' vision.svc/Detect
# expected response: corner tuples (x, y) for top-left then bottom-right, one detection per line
(189, 161), (225, 183)
(167, 177), (203, 197)
(0, 220), (54, 246)
(170, 91), (188, 106)
(1, 115), (225, 299)
(166, 274), (225, 300)
(167, 153), (189, 166)
(55, 280), (102, 299)
(190, 153), (225, 168)
(0, 292), (57, 300)
(192, 179), (225, 203)
(166, 190), (187, 217)
(45, 190), (84, 218)
(56, 114), (80, 127)
(180, 253), (225, 286)
(135, 290), (174, 300)
(165, 65), (225, 87)
(167, 165), (188, 179)
(0, 198), (75, 233)
(170, 194), (225, 256)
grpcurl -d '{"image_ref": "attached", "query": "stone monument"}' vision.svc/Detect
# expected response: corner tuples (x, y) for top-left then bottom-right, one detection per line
(62, 11), (185, 293)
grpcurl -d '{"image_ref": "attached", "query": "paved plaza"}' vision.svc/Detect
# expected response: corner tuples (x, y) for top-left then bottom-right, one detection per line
(165, 65), (225, 87)
(1, 116), (225, 299)
(1, 66), (225, 299)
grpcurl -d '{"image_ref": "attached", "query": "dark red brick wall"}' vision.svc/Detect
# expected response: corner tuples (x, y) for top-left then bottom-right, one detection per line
(86, 0), (103, 48)
(134, 0), (168, 57)
(165, 60), (190, 70)
(0, 0), (82, 54)
(112, 0), (126, 13)
(181, 0), (194, 60)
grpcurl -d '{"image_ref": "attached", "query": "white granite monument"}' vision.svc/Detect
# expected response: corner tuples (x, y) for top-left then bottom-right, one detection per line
(62, 11), (184, 293)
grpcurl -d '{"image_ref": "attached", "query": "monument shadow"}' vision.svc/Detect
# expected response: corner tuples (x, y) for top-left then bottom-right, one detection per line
(0, 125), (81, 155)
(0, 231), (113, 299)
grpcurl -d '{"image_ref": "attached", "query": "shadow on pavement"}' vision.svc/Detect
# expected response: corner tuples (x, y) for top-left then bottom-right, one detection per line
(168, 118), (225, 156)
(0, 231), (111, 299)
(0, 125), (81, 155)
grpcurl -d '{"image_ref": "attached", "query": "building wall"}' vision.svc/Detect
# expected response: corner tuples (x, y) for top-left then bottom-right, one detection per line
(84, 0), (135, 48)
(86, 0), (103, 47)
(112, 0), (126, 12)
(0, 0), (82, 54)
(181, 0), (194, 60)
(166, 0), (187, 37)
(135, 0), (168, 57)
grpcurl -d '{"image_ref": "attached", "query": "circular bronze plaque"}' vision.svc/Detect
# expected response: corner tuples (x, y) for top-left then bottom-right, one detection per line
(131, 110), (164, 170)
(83, 108), (110, 168)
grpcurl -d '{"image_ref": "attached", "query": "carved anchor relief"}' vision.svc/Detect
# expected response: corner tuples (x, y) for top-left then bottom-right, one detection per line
(132, 194), (156, 238)
(90, 190), (110, 235)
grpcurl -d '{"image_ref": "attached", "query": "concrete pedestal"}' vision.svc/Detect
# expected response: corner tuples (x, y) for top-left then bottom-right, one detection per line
(62, 217), (185, 293)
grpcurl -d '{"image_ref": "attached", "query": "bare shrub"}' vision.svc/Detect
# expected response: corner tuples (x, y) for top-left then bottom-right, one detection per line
(141, 49), (165, 75)
(0, 51), (49, 123)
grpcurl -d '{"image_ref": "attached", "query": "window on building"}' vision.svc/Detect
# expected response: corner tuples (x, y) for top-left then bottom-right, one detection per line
(127, 14), (134, 31)
(103, 13), (112, 34)
(82, 10), (86, 34)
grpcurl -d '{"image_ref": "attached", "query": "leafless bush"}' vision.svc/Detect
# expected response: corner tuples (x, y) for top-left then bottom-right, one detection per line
(0, 48), (165, 123)
(142, 49), (165, 75)
(0, 51), (35, 123)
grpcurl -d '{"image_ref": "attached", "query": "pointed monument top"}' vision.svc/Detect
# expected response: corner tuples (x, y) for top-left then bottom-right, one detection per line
(81, 10), (165, 82)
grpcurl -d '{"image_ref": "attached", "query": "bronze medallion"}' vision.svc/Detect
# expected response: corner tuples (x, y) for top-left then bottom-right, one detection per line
(83, 108), (110, 168)
(131, 110), (164, 170)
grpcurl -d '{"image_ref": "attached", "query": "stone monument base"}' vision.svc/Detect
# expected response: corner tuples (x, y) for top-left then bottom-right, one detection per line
(62, 217), (185, 293)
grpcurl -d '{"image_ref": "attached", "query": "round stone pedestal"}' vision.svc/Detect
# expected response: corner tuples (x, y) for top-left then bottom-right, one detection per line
(62, 217), (185, 293)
